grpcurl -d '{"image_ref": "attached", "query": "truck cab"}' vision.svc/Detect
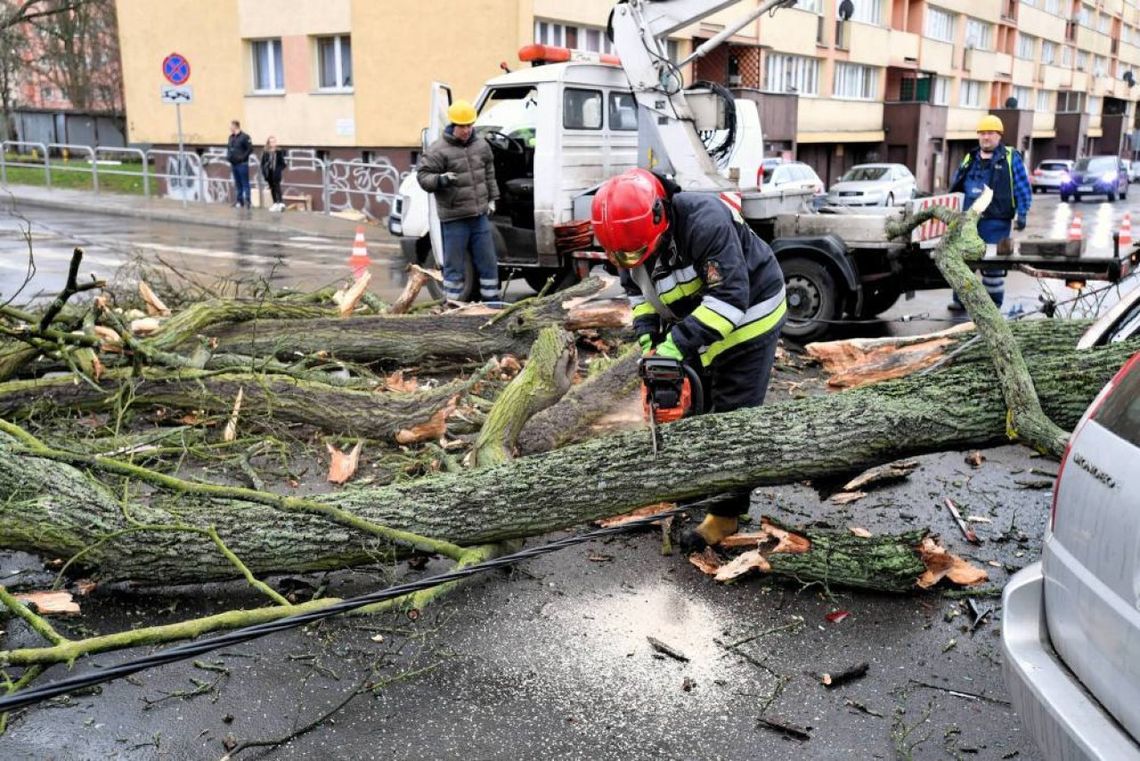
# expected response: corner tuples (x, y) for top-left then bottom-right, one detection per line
(389, 49), (639, 297)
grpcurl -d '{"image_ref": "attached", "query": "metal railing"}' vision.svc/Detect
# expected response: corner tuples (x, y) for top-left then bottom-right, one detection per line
(0, 141), (410, 221)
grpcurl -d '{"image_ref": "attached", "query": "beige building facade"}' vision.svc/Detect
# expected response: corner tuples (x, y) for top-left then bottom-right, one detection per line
(116, 0), (1140, 186)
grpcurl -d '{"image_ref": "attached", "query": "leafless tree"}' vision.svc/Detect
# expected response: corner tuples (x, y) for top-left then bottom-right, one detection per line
(23, 0), (121, 112)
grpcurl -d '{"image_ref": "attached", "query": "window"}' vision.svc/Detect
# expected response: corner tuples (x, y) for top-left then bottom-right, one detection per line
(849, 0), (883, 25)
(959, 79), (985, 107)
(1036, 90), (1052, 111)
(965, 18), (993, 50)
(1012, 86), (1031, 107)
(1061, 45), (1072, 66)
(317, 35), (352, 90)
(1094, 55), (1108, 76)
(1078, 5), (1091, 26)
(1098, 13), (1110, 33)
(1044, 0), (1060, 13)
(39, 86), (55, 100)
(1042, 40), (1056, 64)
(1077, 50), (1089, 70)
(535, 20), (613, 54)
(932, 76), (950, 105)
(1017, 34), (1036, 59)
(926, 7), (955, 42)
(563, 88), (602, 129)
(1088, 95), (1102, 115)
(1124, 26), (1131, 45)
(608, 92), (637, 130)
(1091, 359), (1140, 446)
(1057, 90), (1085, 112)
(252, 39), (284, 92)
(833, 62), (879, 99)
(763, 54), (820, 95)
(797, 0), (823, 12)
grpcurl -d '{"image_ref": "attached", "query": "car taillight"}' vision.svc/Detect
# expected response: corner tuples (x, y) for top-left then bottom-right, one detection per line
(1052, 351), (1140, 530)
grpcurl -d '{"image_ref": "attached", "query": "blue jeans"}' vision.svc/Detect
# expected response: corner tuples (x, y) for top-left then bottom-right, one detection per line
(230, 162), (251, 206)
(441, 214), (499, 301)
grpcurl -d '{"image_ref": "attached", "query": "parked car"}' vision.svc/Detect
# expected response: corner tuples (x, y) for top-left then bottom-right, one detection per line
(825, 163), (916, 207)
(1002, 349), (1140, 760)
(758, 160), (824, 199)
(1031, 159), (1073, 193)
(1077, 282), (1140, 349)
(1130, 158), (1140, 183)
(1059, 155), (1130, 202)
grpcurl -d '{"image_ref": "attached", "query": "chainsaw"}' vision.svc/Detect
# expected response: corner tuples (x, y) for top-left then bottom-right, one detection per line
(638, 355), (704, 454)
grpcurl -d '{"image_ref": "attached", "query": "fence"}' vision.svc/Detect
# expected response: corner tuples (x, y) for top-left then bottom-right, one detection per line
(0, 141), (409, 222)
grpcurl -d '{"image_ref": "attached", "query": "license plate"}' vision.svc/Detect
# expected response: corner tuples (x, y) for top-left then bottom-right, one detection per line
(1079, 185), (1093, 191)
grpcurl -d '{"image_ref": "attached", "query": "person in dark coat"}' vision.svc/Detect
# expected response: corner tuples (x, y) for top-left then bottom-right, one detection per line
(260, 136), (287, 212)
(226, 120), (253, 209)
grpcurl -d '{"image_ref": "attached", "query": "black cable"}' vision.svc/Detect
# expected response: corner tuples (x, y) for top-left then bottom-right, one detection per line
(689, 80), (737, 168)
(0, 502), (698, 713)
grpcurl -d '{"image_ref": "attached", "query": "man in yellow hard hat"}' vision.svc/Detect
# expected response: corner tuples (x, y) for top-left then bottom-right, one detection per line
(416, 100), (501, 302)
(948, 114), (1032, 309)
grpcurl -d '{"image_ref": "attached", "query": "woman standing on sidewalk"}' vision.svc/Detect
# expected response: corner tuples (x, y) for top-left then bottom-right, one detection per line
(260, 136), (287, 212)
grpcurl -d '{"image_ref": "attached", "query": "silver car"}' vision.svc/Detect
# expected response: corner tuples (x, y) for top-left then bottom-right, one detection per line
(825, 163), (916, 206)
(1032, 159), (1074, 193)
(1002, 350), (1140, 760)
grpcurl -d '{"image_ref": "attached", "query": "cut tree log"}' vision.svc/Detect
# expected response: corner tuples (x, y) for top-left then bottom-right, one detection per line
(197, 278), (610, 365)
(806, 324), (975, 389)
(0, 366), (486, 439)
(0, 322), (1132, 585)
(470, 326), (578, 467)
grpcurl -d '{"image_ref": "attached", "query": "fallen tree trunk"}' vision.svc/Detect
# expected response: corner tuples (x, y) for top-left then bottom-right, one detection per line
(196, 278), (610, 365)
(0, 366), (486, 439)
(0, 321), (1132, 585)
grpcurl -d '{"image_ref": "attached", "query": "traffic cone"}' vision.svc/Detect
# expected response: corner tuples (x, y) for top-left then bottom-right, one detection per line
(1067, 212), (1083, 241)
(1119, 212), (1132, 248)
(348, 225), (371, 279)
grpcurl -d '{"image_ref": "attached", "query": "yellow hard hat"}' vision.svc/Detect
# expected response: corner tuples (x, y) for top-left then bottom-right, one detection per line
(976, 114), (1004, 134)
(447, 100), (477, 126)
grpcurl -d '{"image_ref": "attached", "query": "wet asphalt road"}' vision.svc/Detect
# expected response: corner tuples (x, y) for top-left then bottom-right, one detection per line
(0, 195), (1126, 759)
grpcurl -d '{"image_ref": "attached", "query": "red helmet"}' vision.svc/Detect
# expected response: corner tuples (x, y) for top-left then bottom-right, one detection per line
(591, 168), (668, 268)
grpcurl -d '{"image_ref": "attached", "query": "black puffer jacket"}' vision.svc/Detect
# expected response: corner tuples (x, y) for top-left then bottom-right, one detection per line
(226, 131), (252, 165)
(416, 126), (499, 221)
(260, 150), (286, 183)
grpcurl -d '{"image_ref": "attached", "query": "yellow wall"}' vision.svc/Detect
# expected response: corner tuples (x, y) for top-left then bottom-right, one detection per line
(116, 0), (243, 145)
(351, 0), (528, 147)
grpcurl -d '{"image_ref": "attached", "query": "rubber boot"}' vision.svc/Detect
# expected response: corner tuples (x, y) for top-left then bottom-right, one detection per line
(679, 514), (739, 554)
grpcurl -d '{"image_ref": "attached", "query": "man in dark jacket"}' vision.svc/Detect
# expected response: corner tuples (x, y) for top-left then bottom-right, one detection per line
(948, 114), (1032, 308)
(226, 120), (253, 209)
(592, 168), (787, 550)
(416, 100), (500, 302)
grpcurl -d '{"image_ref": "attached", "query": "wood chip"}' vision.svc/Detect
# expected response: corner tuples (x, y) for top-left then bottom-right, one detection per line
(714, 549), (772, 582)
(382, 370), (419, 393)
(842, 460), (919, 492)
(129, 317), (161, 335)
(596, 503), (674, 528)
(92, 325), (122, 348)
(820, 662), (869, 688)
(222, 387), (243, 443)
(647, 636), (690, 662)
(138, 281), (172, 316)
(831, 491), (867, 505)
(849, 527), (873, 538)
(74, 579), (97, 596)
(717, 531), (769, 550)
(761, 519), (812, 554)
(394, 397), (458, 445)
(335, 270), (372, 317)
(688, 547), (722, 575)
(326, 440), (364, 484)
(916, 537), (989, 588)
(965, 450), (985, 467)
(14, 590), (80, 616)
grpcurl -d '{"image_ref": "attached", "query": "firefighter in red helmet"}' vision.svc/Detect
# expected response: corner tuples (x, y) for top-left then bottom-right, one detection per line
(592, 168), (787, 549)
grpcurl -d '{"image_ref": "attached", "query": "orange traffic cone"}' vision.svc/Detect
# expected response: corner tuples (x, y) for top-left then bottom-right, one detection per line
(1119, 212), (1132, 248)
(1067, 212), (1083, 241)
(348, 225), (371, 279)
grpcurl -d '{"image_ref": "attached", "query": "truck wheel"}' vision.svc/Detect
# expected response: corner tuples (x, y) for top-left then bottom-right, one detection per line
(781, 257), (840, 342)
(414, 236), (475, 302)
(857, 284), (901, 318)
(522, 266), (579, 294)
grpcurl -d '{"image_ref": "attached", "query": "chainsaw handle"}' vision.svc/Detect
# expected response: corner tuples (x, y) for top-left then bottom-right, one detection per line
(682, 362), (704, 416)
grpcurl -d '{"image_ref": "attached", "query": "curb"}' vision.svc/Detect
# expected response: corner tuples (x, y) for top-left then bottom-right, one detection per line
(1, 189), (363, 240)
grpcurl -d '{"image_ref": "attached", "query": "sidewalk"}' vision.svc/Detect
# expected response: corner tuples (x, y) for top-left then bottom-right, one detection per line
(0, 183), (393, 244)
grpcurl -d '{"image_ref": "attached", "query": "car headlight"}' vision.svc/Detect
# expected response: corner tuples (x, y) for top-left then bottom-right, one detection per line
(1102, 172), (1118, 182)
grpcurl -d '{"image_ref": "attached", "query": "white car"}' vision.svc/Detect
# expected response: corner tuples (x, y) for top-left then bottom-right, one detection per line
(826, 163), (917, 207)
(1127, 158), (1140, 183)
(1031, 159), (1074, 193)
(759, 160), (825, 202)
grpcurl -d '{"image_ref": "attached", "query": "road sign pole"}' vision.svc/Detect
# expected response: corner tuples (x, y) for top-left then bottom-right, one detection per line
(176, 102), (186, 209)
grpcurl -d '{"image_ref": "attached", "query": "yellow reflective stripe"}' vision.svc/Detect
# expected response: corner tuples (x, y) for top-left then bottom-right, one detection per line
(632, 302), (658, 319)
(700, 299), (787, 367)
(659, 278), (704, 305)
(691, 305), (734, 339)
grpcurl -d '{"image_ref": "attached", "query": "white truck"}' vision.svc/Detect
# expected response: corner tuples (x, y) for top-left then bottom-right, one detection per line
(387, 0), (962, 340)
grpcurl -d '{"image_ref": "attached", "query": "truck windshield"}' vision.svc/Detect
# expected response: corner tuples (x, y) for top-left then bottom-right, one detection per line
(476, 86), (539, 146)
(840, 167), (888, 182)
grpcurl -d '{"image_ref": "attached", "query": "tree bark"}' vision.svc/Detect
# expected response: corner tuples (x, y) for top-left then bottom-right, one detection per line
(0, 367), (481, 439)
(0, 322), (1131, 585)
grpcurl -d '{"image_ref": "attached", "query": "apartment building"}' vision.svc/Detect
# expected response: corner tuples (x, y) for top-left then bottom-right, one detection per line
(115, 0), (1140, 190)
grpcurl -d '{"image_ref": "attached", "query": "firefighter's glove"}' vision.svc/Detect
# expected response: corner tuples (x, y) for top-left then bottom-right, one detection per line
(654, 334), (684, 362)
(439, 171), (459, 187)
(1015, 218), (1026, 231)
(637, 334), (654, 355)
(679, 514), (739, 554)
